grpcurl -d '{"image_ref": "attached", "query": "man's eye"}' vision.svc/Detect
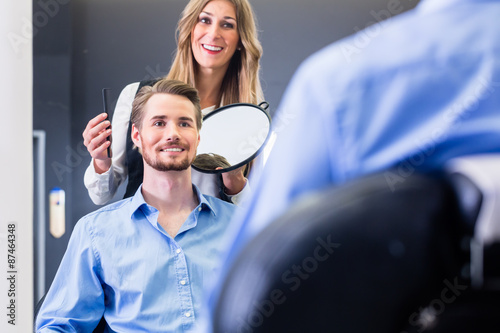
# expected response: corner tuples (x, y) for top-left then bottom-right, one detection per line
(180, 122), (190, 127)
(153, 121), (164, 127)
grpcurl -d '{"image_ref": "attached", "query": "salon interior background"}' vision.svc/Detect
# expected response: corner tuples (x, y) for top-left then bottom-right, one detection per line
(33, 0), (419, 300)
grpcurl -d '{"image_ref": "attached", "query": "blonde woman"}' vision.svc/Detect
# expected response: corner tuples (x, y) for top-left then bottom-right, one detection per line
(83, 0), (264, 205)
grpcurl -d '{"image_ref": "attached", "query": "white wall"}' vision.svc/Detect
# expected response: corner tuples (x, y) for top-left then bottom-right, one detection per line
(0, 1), (34, 332)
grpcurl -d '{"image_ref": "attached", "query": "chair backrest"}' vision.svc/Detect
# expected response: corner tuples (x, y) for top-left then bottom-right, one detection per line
(212, 155), (500, 333)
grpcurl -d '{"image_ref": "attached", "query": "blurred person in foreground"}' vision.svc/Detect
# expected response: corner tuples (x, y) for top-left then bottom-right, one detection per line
(204, 0), (500, 329)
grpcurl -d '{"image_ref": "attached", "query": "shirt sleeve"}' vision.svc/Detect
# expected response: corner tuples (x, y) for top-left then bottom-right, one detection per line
(83, 82), (139, 205)
(35, 219), (105, 332)
(226, 178), (251, 206)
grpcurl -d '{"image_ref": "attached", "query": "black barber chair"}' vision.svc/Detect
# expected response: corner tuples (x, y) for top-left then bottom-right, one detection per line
(212, 155), (500, 333)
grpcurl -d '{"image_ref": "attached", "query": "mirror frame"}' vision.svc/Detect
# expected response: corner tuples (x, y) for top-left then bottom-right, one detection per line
(192, 102), (272, 174)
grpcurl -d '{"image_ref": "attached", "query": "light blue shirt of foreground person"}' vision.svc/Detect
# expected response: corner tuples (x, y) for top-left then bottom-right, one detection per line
(36, 184), (236, 333)
(204, 0), (500, 327)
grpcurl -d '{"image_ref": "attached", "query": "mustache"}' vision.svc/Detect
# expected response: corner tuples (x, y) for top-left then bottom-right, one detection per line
(158, 142), (190, 151)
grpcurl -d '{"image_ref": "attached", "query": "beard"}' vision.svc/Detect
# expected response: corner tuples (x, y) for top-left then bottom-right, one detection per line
(142, 144), (196, 172)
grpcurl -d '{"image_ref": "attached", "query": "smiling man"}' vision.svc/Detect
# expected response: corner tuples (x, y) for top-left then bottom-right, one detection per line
(36, 79), (237, 332)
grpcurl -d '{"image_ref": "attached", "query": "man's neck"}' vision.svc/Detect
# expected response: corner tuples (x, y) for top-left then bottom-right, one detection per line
(141, 166), (199, 237)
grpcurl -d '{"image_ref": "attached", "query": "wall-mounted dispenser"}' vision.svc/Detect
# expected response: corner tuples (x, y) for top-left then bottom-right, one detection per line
(49, 187), (65, 238)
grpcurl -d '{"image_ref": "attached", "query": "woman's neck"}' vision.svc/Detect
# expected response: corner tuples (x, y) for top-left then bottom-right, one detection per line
(195, 67), (227, 109)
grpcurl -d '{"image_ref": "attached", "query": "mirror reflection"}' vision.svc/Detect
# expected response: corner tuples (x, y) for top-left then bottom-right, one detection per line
(193, 103), (272, 173)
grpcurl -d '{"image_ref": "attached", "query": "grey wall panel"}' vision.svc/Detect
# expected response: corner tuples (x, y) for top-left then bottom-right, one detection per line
(33, 0), (73, 296)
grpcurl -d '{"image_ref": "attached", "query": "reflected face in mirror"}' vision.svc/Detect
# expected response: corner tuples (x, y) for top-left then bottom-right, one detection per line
(191, 0), (240, 73)
(132, 93), (201, 172)
(193, 103), (271, 173)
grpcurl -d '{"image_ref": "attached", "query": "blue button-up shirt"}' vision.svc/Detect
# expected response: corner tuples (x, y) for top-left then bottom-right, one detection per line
(36, 185), (237, 332)
(204, 0), (500, 329)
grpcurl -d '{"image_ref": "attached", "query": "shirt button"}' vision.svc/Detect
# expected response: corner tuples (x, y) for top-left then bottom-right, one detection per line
(180, 280), (187, 285)
(176, 249), (181, 254)
(185, 312), (191, 317)
(198, 207), (202, 212)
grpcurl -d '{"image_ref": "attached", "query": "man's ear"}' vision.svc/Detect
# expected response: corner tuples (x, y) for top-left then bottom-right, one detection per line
(196, 132), (201, 149)
(131, 124), (141, 150)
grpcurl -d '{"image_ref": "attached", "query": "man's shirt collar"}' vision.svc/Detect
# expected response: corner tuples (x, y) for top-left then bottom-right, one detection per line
(128, 184), (218, 233)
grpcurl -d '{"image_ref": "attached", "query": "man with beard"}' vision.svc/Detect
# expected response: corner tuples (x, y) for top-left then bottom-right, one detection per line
(36, 79), (237, 333)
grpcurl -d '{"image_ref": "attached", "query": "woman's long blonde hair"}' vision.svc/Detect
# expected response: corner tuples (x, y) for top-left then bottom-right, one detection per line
(166, 0), (264, 107)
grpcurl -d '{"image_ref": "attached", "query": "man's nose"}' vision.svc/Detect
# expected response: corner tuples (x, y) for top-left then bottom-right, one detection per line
(165, 123), (180, 141)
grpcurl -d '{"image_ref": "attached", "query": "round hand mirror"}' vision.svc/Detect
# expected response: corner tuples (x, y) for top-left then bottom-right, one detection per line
(192, 102), (272, 173)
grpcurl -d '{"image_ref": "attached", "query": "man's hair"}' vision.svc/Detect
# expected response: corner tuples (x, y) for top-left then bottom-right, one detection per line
(167, 0), (264, 107)
(131, 79), (202, 131)
(193, 153), (232, 170)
